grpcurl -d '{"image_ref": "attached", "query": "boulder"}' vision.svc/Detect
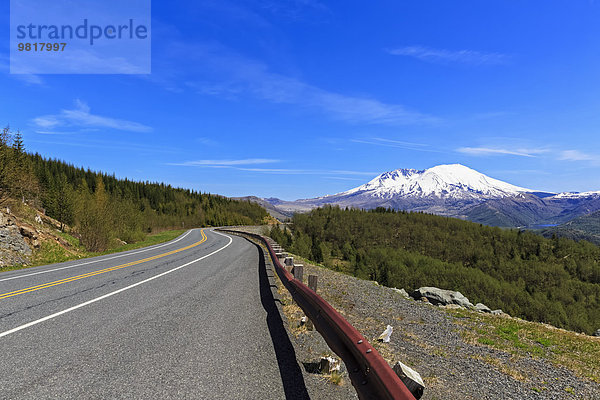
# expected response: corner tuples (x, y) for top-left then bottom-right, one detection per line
(491, 309), (505, 316)
(393, 361), (424, 399)
(475, 303), (492, 313)
(392, 288), (410, 298)
(410, 287), (474, 309)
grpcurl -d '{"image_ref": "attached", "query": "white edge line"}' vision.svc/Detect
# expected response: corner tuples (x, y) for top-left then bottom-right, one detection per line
(0, 230), (194, 283)
(0, 230), (233, 338)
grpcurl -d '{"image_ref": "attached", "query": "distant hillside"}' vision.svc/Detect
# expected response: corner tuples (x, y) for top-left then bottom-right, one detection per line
(542, 211), (600, 245)
(269, 206), (600, 335)
(232, 196), (292, 221)
(1, 127), (268, 252)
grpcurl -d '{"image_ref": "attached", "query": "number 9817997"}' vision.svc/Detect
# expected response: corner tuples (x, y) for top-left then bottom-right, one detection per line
(17, 43), (67, 51)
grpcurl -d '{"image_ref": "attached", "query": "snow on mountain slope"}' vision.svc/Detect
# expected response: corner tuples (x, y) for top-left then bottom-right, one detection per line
(341, 164), (532, 200)
(552, 191), (600, 199)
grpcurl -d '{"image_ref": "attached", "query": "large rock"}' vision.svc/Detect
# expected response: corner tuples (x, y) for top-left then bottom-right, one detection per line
(392, 288), (410, 298)
(410, 287), (474, 309)
(0, 215), (32, 267)
(393, 361), (425, 399)
(475, 303), (492, 313)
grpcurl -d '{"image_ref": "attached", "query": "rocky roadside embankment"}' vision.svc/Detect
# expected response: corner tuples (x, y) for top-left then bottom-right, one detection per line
(230, 226), (600, 400)
(0, 210), (32, 267)
(288, 262), (600, 399)
(0, 208), (74, 268)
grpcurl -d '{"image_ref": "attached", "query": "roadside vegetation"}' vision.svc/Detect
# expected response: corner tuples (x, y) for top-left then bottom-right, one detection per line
(0, 126), (267, 253)
(0, 229), (186, 274)
(269, 206), (600, 335)
(448, 307), (600, 384)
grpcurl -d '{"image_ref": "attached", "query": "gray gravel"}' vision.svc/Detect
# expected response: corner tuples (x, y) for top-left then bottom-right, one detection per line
(288, 261), (600, 400)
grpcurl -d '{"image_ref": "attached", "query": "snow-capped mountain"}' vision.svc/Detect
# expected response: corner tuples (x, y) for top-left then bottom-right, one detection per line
(260, 164), (600, 228)
(341, 164), (532, 200)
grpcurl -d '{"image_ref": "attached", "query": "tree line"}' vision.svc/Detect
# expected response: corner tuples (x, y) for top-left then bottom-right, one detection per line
(270, 206), (600, 334)
(1, 127), (267, 251)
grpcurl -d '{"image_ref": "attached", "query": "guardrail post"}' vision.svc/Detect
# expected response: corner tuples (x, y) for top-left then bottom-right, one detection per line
(308, 274), (318, 292)
(307, 274), (318, 331)
(293, 264), (303, 283)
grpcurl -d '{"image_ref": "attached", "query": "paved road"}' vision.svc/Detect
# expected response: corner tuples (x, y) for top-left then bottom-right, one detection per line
(0, 229), (309, 399)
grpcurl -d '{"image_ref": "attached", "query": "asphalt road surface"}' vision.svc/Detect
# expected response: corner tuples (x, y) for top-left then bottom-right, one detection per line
(0, 229), (309, 399)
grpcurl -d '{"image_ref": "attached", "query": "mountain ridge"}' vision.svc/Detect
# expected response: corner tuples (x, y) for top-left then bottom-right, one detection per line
(257, 164), (600, 229)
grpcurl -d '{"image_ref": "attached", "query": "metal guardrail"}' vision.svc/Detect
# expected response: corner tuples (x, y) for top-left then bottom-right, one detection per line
(219, 229), (416, 400)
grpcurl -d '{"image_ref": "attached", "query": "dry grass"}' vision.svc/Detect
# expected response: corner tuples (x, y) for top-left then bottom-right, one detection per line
(448, 308), (600, 383)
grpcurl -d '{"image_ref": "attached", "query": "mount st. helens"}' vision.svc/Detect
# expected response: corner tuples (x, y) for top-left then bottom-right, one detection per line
(262, 164), (600, 228)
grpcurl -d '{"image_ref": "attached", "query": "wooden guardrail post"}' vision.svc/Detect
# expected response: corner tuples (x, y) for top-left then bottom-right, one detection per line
(293, 264), (303, 282)
(306, 274), (318, 330)
(308, 274), (318, 292)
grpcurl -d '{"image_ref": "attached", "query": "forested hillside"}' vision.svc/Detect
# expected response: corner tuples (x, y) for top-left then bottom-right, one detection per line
(541, 211), (600, 246)
(270, 206), (600, 334)
(1, 127), (267, 251)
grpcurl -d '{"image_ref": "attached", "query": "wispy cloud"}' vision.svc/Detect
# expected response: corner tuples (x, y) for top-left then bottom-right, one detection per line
(352, 137), (440, 152)
(32, 100), (152, 133)
(0, 53), (44, 85)
(167, 43), (437, 126)
(171, 158), (279, 166)
(457, 146), (547, 158)
(558, 150), (599, 162)
(27, 138), (179, 154)
(457, 144), (600, 165)
(387, 46), (509, 66)
(13, 73), (44, 85)
(169, 159), (377, 177)
(236, 168), (377, 176)
(196, 137), (219, 146)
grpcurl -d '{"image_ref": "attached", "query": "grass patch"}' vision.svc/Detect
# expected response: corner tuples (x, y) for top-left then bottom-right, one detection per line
(448, 308), (600, 383)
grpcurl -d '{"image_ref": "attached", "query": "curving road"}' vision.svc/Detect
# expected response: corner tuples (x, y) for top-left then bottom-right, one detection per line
(0, 229), (309, 399)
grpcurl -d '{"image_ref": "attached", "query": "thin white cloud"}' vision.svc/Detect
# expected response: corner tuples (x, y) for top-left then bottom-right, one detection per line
(457, 147), (547, 158)
(169, 160), (377, 177)
(174, 44), (437, 125)
(172, 158), (279, 166)
(32, 100), (152, 133)
(0, 53), (44, 85)
(237, 167), (378, 176)
(352, 137), (443, 153)
(387, 46), (509, 66)
(558, 150), (598, 162)
(13, 74), (44, 85)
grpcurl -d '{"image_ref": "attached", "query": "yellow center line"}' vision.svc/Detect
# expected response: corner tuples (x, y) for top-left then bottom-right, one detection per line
(0, 230), (208, 301)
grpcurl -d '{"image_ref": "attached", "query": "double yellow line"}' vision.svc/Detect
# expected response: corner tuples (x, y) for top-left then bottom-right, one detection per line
(0, 230), (207, 301)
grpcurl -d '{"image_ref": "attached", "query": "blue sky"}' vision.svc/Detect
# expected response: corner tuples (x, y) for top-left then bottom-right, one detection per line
(2, 0), (600, 200)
